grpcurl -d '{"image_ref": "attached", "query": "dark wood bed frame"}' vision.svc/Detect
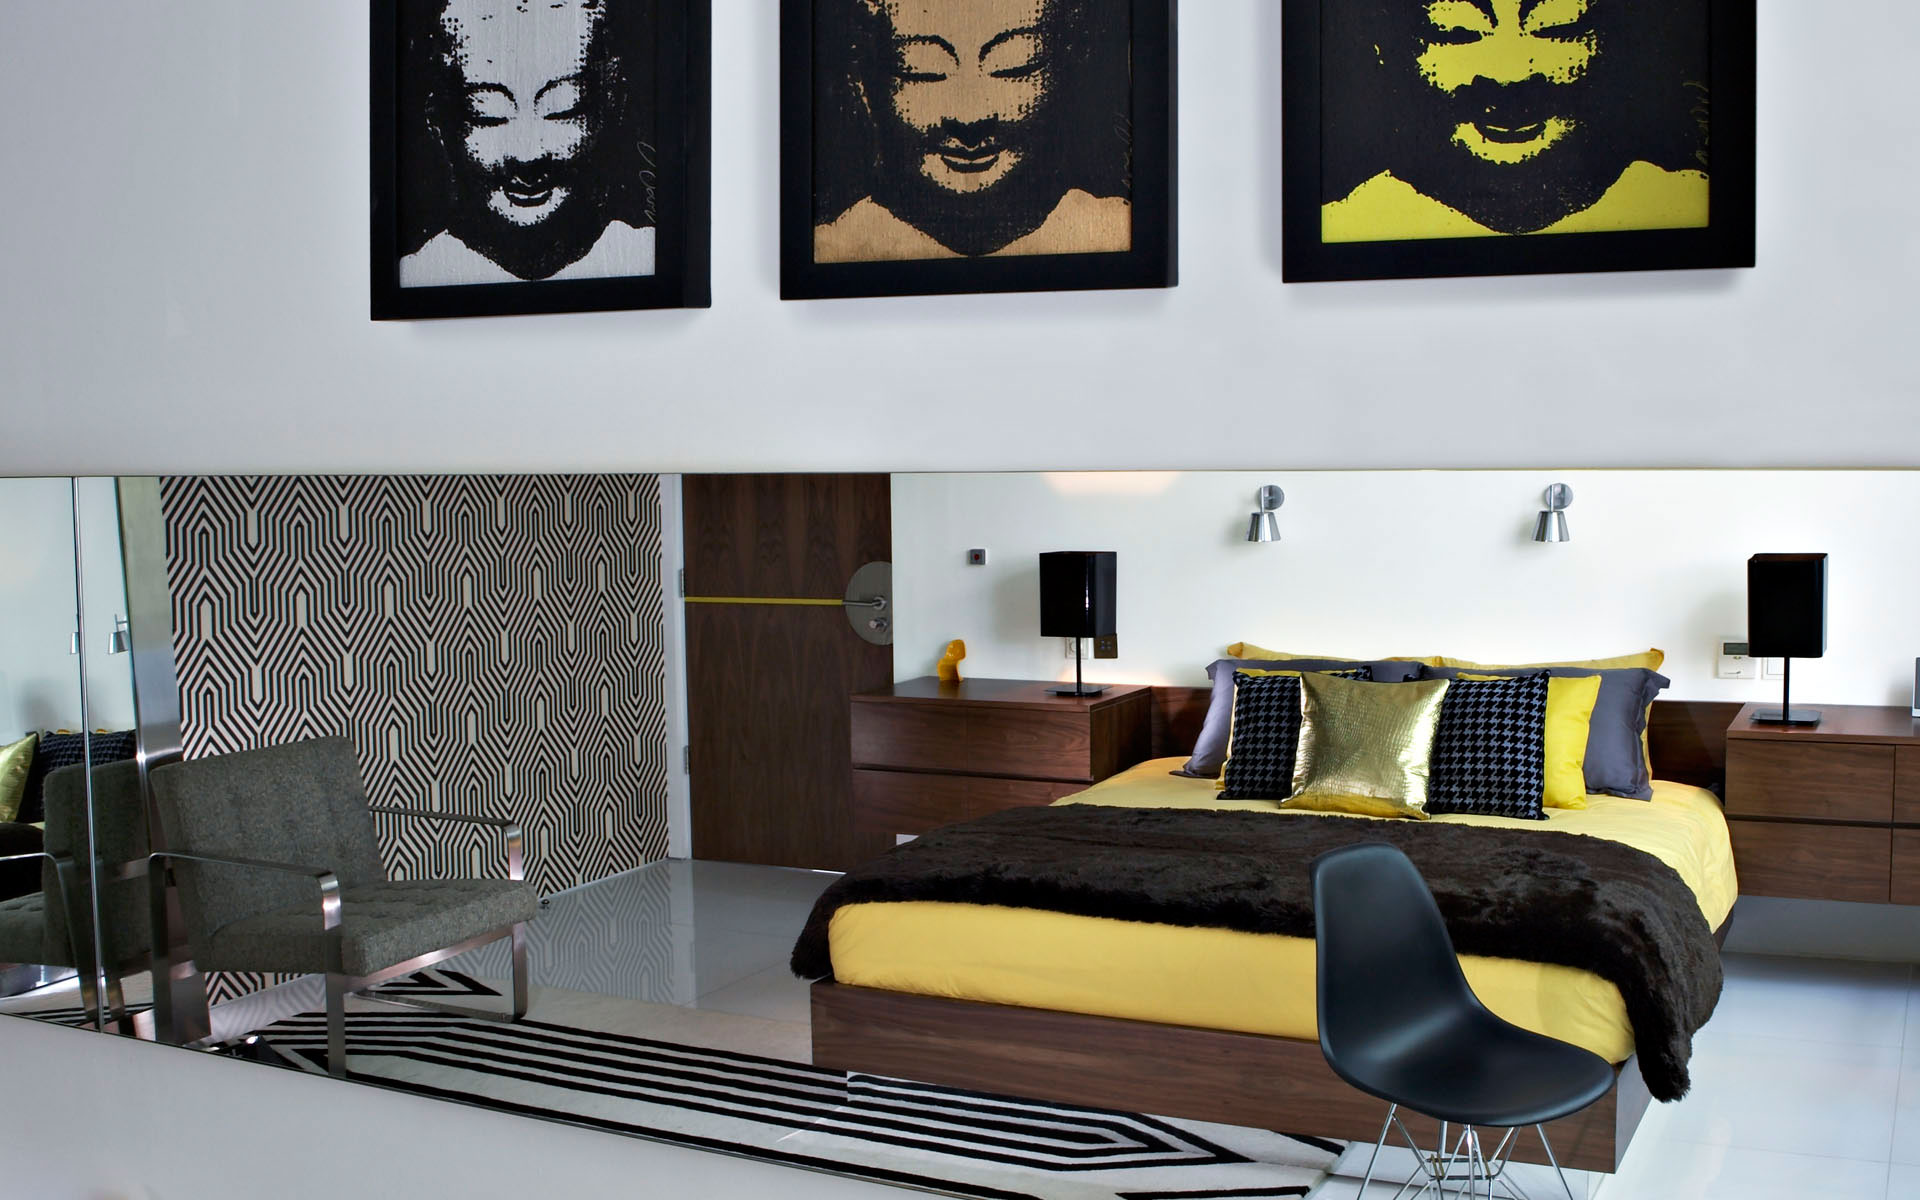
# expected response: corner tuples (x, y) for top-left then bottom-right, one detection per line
(812, 692), (1742, 1174)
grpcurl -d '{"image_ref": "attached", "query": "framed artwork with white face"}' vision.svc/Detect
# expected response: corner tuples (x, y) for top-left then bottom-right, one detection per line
(371, 0), (710, 319)
(1281, 0), (1755, 282)
(780, 0), (1177, 301)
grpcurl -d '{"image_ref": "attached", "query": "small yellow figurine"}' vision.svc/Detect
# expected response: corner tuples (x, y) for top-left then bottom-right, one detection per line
(937, 639), (967, 683)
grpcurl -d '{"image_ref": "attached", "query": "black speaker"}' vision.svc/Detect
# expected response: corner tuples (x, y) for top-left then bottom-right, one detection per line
(1747, 554), (1827, 659)
(1039, 551), (1115, 696)
(1748, 552), (1827, 725)
(1038, 551), (1117, 638)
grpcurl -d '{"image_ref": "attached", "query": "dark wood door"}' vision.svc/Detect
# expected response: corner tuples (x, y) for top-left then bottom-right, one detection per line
(684, 474), (894, 870)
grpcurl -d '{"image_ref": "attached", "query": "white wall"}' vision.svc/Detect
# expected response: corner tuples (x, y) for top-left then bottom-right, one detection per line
(892, 470), (1919, 708)
(2, 2), (1919, 477)
(0, 477), (136, 738)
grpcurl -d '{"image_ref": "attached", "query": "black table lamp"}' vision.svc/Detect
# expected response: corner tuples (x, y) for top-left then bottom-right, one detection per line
(1039, 551), (1115, 697)
(1749, 553), (1827, 726)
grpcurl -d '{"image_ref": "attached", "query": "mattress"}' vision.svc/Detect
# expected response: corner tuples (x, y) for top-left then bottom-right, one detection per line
(826, 759), (1736, 1065)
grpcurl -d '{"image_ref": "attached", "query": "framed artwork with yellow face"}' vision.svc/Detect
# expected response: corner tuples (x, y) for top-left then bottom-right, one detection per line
(371, 0), (711, 319)
(1282, 0), (1755, 282)
(781, 0), (1177, 300)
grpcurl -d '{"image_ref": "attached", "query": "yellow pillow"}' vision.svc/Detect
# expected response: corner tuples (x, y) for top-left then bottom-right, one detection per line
(0, 733), (35, 824)
(1436, 649), (1665, 672)
(1225, 642), (1442, 666)
(1286, 673), (1449, 820)
(1462, 672), (1601, 809)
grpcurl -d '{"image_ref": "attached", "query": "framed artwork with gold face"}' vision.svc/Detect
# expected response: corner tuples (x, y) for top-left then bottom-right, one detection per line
(1282, 0), (1754, 282)
(371, 0), (711, 319)
(780, 0), (1177, 300)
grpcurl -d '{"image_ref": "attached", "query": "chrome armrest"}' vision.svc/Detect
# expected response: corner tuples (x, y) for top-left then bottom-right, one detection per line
(147, 850), (342, 933)
(365, 806), (524, 883)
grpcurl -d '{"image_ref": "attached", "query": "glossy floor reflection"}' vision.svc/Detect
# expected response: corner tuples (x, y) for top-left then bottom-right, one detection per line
(439, 858), (833, 1032)
(194, 860), (1920, 1199)
(1313, 955), (1920, 1199)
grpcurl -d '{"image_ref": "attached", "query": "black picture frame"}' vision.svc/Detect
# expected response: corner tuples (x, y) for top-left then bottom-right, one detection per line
(780, 0), (1177, 301)
(370, 0), (711, 320)
(1281, 0), (1755, 283)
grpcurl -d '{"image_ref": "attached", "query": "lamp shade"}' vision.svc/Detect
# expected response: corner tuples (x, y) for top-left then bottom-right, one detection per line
(1748, 553), (1827, 659)
(1039, 551), (1117, 639)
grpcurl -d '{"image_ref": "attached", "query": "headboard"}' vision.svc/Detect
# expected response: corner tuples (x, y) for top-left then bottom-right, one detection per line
(1149, 687), (1738, 794)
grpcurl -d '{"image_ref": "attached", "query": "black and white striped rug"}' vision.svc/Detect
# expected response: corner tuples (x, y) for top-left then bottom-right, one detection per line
(254, 973), (1337, 1200)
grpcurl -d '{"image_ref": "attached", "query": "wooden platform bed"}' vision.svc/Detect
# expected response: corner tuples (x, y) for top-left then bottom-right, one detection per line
(811, 692), (1741, 1175)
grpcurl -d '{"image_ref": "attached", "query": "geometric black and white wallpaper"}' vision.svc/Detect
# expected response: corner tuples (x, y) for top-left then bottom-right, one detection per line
(161, 474), (668, 1003)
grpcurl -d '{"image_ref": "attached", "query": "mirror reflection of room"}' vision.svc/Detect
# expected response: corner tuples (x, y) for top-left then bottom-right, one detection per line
(11, 467), (1920, 1200)
(0, 478), (143, 1028)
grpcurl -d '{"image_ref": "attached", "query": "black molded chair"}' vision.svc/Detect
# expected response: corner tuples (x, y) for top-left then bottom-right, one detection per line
(1311, 843), (1615, 1199)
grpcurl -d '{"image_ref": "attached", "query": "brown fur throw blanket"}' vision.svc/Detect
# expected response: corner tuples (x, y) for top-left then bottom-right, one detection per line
(791, 805), (1722, 1101)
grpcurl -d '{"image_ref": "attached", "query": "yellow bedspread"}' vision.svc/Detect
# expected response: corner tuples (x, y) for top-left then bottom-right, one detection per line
(827, 759), (1736, 1064)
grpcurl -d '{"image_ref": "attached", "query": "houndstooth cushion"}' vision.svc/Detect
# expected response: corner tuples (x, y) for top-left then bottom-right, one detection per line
(1219, 668), (1371, 800)
(1425, 673), (1550, 819)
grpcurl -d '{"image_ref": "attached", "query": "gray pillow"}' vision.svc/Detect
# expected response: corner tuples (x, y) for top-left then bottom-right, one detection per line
(1175, 658), (1422, 778)
(1421, 665), (1671, 800)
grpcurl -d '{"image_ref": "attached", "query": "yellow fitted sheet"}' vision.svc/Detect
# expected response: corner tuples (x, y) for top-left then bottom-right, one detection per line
(828, 760), (1736, 1065)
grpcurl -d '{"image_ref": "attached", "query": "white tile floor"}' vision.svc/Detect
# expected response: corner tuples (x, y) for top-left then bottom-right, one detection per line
(457, 860), (1920, 1199)
(440, 857), (832, 1027)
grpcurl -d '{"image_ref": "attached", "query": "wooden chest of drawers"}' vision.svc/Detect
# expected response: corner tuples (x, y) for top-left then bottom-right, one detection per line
(1724, 703), (1920, 905)
(850, 677), (1154, 835)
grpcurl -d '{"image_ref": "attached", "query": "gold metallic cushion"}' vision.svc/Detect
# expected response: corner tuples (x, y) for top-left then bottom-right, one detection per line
(0, 733), (35, 823)
(1286, 673), (1450, 820)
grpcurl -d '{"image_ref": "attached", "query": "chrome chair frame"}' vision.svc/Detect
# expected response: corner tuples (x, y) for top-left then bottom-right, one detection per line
(1354, 1104), (1581, 1200)
(147, 806), (529, 1078)
(0, 848), (144, 1033)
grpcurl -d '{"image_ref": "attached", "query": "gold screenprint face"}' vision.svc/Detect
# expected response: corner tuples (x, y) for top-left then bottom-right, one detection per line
(811, 0), (1134, 264)
(1319, 0), (1712, 244)
(886, 0), (1050, 195)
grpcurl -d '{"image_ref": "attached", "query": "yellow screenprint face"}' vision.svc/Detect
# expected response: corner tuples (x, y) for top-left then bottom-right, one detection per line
(1417, 0), (1597, 165)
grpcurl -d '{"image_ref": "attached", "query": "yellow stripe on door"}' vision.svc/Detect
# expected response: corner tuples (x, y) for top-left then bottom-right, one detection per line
(683, 596), (845, 606)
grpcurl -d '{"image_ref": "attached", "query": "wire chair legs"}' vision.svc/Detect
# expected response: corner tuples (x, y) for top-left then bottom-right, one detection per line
(1352, 1106), (1584, 1200)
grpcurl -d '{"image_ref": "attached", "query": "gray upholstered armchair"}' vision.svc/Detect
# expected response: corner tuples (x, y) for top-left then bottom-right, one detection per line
(147, 737), (538, 1076)
(0, 760), (152, 1029)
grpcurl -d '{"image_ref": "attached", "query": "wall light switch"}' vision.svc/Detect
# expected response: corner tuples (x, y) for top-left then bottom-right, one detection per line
(1717, 637), (1759, 680)
(1093, 634), (1118, 660)
(1762, 657), (1786, 679)
(966, 548), (988, 566)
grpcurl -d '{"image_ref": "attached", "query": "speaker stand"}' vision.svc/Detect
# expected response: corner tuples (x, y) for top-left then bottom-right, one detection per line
(1752, 657), (1822, 726)
(1049, 641), (1108, 697)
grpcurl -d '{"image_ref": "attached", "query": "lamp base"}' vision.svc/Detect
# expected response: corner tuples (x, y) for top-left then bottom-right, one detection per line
(1049, 684), (1109, 697)
(1752, 707), (1822, 726)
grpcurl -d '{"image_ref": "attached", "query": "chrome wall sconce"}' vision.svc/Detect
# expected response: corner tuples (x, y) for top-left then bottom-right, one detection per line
(1246, 485), (1284, 543)
(108, 614), (131, 655)
(1532, 484), (1574, 543)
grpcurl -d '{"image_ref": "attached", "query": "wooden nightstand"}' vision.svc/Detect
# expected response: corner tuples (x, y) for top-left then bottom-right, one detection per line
(850, 677), (1154, 835)
(1725, 702), (1920, 905)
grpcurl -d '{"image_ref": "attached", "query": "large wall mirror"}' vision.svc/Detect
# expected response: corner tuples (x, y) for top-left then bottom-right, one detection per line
(7, 469), (1920, 1200)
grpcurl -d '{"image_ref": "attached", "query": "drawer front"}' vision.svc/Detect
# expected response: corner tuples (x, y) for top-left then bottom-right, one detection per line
(852, 703), (973, 774)
(1895, 830), (1920, 907)
(853, 770), (1081, 834)
(1896, 746), (1920, 826)
(1725, 741), (1894, 823)
(965, 708), (1092, 781)
(1729, 819), (1890, 903)
(852, 703), (1095, 778)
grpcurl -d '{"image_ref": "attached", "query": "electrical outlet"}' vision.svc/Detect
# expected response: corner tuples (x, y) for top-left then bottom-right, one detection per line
(1064, 637), (1084, 660)
(1716, 637), (1758, 680)
(966, 548), (988, 566)
(1093, 634), (1118, 660)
